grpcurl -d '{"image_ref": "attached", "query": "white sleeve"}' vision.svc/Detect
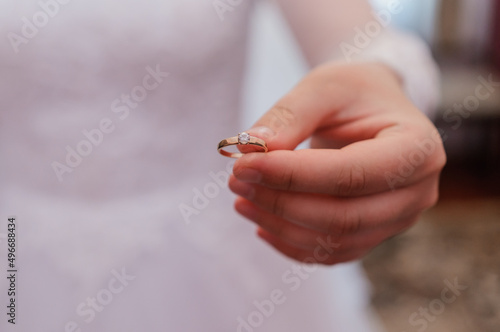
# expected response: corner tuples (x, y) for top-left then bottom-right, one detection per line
(340, 28), (441, 118)
(276, 0), (440, 118)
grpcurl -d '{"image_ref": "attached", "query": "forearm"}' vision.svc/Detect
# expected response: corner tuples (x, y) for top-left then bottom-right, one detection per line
(275, 0), (440, 116)
(274, 0), (373, 66)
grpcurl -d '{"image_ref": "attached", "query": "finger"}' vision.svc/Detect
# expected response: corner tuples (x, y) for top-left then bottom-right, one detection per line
(244, 63), (407, 151)
(235, 197), (419, 253)
(234, 127), (445, 196)
(235, 197), (331, 251)
(257, 228), (366, 265)
(229, 175), (439, 235)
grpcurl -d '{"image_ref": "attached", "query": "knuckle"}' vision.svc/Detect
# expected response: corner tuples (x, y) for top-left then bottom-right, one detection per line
(334, 163), (367, 196)
(327, 207), (362, 236)
(271, 164), (295, 191)
(341, 208), (363, 234)
(269, 192), (287, 219)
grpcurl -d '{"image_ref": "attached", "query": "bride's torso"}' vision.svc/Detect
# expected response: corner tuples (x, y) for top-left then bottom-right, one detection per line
(0, 0), (252, 199)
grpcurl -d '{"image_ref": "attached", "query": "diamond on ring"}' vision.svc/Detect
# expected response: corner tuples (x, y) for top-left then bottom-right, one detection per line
(218, 132), (268, 158)
(238, 132), (250, 145)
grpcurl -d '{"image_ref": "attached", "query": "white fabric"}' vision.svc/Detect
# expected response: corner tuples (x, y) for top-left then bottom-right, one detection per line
(0, 1), (421, 331)
(346, 28), (441, 118)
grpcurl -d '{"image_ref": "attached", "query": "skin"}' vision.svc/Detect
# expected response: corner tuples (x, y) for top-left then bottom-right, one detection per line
(229, 61), (446, 265)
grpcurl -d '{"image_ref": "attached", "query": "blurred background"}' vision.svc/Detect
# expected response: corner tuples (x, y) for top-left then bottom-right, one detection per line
(243, 0), (500, 331)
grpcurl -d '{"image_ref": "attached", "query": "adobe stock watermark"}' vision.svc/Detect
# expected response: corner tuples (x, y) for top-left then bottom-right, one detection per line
(64, 268), (136, 332)
(7, 0), (73, 54)
(340, 0), (404, 62)
(264, 106), (296, 134)
(441, 74), (500, 130)
(213, 0), (245, 22)
(403, 277), (468, 332)
(384, 129), (443, 191)
(236, 236), (340, 332)
(51, 64), (169, 182)
(179, 159), (235, 225)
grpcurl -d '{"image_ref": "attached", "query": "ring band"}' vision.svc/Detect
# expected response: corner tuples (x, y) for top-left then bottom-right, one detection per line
(217, 132), (268, 158)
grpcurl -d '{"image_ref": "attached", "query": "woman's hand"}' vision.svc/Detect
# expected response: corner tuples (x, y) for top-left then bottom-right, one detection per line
(229, 62), (446, 265)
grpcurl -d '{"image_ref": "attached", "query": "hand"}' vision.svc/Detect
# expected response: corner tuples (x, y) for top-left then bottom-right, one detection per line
(229, 62), (446, 265)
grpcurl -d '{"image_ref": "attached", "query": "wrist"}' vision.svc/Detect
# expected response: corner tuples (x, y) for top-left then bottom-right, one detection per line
(311, 61), (407, 99)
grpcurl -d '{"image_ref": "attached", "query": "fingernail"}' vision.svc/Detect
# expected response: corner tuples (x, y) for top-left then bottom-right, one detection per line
(230, 179), (255, 200)
(249, 126), (275, 141)
(235, 168), (262, 184)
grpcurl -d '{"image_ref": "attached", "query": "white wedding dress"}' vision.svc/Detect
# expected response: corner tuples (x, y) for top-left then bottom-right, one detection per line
(0, 1), (437, 331)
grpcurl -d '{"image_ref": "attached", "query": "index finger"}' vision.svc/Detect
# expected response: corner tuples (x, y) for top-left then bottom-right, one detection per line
(233, 127), (445, 196)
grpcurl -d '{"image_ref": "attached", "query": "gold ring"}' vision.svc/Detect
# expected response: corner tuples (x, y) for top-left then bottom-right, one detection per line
(217, 132), (268, 158)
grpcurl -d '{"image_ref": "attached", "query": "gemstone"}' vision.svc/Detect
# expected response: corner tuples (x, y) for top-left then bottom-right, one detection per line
(238, 132), (250, 144)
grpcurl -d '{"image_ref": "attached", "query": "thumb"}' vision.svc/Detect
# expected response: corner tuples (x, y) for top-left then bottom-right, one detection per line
(244, 69), (350, 151)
